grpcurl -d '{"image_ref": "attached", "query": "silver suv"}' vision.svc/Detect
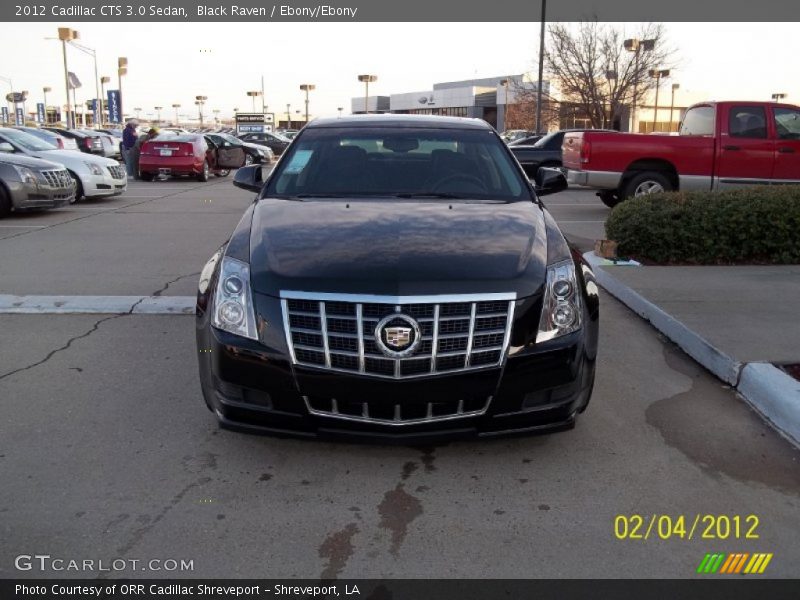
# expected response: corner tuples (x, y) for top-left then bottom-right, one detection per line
(0, 151), (75, 216)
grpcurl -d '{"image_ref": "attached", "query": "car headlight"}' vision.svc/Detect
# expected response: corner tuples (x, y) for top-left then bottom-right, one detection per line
(211, 257), (258, 340)
(84, 162), (104, 176)
(13, 165), (38, 186)
(536, 259), (582, 343)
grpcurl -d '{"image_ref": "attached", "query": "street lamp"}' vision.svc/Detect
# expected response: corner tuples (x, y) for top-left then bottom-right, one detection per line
(118, 57), (127, 121)
(286, 103), (291, 128)
(42, 86), (51, 123)
(213, 109), (220, 124)
(154, 106), (162, 124)
(337, 107), (343, 118)
(649, 68), (670, 132)
(357, 74), (377, 114)
(195, 95), (207, 126)
(499, 78), (510, 131)
(133, 107), (142, 120)
(57, 27), (79, 127)
(624, 37), (655, 133)
(605, 70), (618, 129)
(99, 77), (110, 125)
(246, 90), (261, 113)
(669, 83), (680, 132)
(299, 83), (315, 124)
(172, 103), (181, 126)
(771, 93), (787, 102)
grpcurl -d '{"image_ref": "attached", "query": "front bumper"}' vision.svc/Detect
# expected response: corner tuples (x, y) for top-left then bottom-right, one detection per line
(82, 170), (127, 198)
(566, 169), (622, 190)
(6, 179), (74, 210)
(197, 323), (595, 442)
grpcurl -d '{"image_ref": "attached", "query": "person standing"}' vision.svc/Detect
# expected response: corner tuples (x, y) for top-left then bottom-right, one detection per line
(122, 119), (138, 178)
(131, 128), (159, 180)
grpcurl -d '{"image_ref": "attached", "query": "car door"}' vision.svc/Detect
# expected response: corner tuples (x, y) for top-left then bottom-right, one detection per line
(715, 104), (775, 188)
(206, 136), (246, 169)
(771, 106), (800, 182)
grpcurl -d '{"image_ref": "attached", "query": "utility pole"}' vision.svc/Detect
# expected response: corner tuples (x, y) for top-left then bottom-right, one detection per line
(535, 0), (546, 134)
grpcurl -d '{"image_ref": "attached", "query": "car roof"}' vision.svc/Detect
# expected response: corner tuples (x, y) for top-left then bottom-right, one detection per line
(307, 114), (494, 130)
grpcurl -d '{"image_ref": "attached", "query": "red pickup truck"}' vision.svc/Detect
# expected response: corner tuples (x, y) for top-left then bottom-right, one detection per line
(563, 100), (800, 207)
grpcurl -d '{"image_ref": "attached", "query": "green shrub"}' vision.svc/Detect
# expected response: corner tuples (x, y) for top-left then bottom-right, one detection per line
(605, 186), (800, 264)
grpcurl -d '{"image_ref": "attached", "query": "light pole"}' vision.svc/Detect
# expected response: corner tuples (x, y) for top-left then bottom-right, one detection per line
(133, 107), (142, 120)
(357, 74), (377, 114)
(195, 95), (207, 126)
(771, 93), (787, 102)
(99, 76), (110, 125)
(605, 70), (618, 129)
(118, 57), (127, 121)
(172, 103), (181, 126)
(337, 107), (343, 118)
(61, 36), (101, 128)
(42, 86), (51, 123)
(246, 90), (261, 113)
(286, 103), (291, 128)
(154, 106), (163, 124)
(213, 109), (220, 125)
(57, 28), (78, 127)
(669, 83), (680, 132)
(649, 68), (670, 132)
(624, 37), (655, 133)
(299, 84), (315, 124)
(535, 0), (546, 134)
(499, 78), (510, 130)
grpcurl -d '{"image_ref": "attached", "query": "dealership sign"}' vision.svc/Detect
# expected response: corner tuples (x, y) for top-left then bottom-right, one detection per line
(15, 106), (24, 125)
(1, 107), (7, 124)
(107, 90), (121, 123)
(5, 91), (26, 103)
(36, 103), (45, 123)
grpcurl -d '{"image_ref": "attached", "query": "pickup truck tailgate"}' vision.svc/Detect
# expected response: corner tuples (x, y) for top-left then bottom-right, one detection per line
(562, 132), (584, 170)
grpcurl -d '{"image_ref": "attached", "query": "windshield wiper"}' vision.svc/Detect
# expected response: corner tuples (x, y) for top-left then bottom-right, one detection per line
(294, 193), (353, 198)
(391, 192), (466, 199)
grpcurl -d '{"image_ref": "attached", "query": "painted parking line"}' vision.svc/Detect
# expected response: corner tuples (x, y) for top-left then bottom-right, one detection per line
(0, 225), (47, 228)
(0, 295), (195, 315)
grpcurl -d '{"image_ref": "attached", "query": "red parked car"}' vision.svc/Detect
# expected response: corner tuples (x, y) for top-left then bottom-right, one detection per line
(564, 100), (800, 206)
(138, 134), (246, 181)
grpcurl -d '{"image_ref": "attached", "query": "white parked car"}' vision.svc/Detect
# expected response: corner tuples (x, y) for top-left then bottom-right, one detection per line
(0, 128), (126, 200)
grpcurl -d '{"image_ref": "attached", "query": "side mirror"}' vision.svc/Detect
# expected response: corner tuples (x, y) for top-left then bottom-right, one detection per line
(534, 167), (568, 197)
(233, 164), (264, 193)
(0, 142), (14, 153)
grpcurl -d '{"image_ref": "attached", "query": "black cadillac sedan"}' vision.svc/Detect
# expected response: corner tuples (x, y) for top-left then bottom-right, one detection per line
(196, 115), (599, 441)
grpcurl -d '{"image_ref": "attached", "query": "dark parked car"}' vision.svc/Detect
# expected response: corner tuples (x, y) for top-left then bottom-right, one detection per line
(237, 131), (291, 156)
(196, 115), (599, 441)
(508, 134), (543, 146)
(43, 127), (116, 158)
(205, 133), (274, 165)
(510, 129), (617, 178)
(12, 126), (79, 151)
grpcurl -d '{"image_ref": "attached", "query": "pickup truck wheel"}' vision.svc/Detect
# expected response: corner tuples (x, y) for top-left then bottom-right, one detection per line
(0, 184), (10, 217)
(598, 191), (621, 208)
(623, 171), (672, 198)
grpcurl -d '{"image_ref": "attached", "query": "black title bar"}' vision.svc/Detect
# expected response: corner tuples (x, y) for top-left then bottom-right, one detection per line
(3, 0), (800, 22)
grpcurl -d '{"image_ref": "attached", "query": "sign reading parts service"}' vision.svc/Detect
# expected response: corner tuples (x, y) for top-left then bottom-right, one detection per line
(36, 103), (45, 123)
(107, 89), (121, 123)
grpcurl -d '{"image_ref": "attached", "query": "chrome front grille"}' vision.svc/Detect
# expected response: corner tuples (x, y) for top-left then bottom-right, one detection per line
(41, 169), (73, 189)
(107, 164), (126, 180)
(281, 291), (516, 379)
(304, 395), (492, 426)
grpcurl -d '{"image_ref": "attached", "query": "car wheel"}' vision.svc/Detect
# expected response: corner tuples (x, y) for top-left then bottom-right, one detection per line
(622, 171), (672, 199)
(244, 154), (254, 166)
(215, 169), (230, 178)
(68, 171), (84, 201)
(197, 160), (209, 182)
(140, 172), (155, 182)
(0, 184), (11, 217)
(598, 190), (621, 208)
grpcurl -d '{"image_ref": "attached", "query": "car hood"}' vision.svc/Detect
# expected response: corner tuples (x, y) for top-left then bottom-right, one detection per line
(248, 198), (548, 298)
(0, 153), (65, 170)
(29, 149), (119, 167)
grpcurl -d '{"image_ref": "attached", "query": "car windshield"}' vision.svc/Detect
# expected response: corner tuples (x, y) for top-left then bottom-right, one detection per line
(0, 128), (58, 151)
(266, 126), (530, 201)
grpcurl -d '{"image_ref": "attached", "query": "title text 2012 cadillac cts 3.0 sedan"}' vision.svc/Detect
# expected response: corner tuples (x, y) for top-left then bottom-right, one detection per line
(196, 115), (599, 441)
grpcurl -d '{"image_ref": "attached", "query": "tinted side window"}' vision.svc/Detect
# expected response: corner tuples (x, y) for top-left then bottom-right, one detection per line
(679, 106), (715, 136)
(729, 106), (767, 139)
(774, 108), (800, 140)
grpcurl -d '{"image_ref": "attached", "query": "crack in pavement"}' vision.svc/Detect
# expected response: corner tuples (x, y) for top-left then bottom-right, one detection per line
(152, 272), (200, 297)
(0, 178), (232, 243)
(0, 295), (150, 382)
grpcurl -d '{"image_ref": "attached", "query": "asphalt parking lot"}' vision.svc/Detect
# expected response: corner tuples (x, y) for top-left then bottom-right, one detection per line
(1, 177), (798, 578)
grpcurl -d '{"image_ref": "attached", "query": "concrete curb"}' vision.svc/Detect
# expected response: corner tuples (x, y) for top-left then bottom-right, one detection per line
(0, 295), (195, 315)
(582, 251), (800, 448)
(738, 363), (800, 446)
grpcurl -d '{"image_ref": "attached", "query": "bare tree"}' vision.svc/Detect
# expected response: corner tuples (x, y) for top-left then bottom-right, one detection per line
(504, 79), (562, 132)
(539, 22), (677, 130)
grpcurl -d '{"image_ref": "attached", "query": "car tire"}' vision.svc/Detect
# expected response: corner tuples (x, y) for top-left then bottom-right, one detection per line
(598, 191), (621, 208)
(215, 170), (230, 178)
(622, 171), (673, 199)
(0, 184), (11, 218)
(197, 161), (209, 182)
(244, 154), (254, 166)
(140, 172), (155, 182)
(68, 171), (84, 202)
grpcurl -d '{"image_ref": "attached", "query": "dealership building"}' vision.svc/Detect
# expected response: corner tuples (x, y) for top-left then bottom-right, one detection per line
(350, 74), (550, 131)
